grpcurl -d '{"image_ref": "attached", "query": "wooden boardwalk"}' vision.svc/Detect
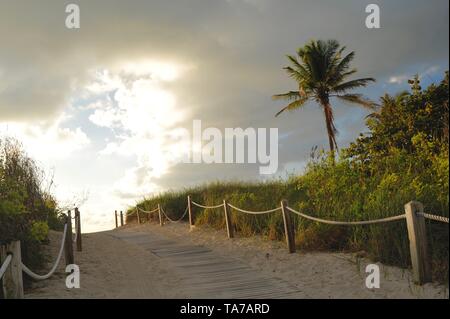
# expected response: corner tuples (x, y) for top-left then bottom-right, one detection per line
(109, 229), (302, 298)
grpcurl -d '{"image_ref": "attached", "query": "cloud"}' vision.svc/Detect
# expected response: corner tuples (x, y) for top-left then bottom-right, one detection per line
(388, 75), (409, 85)
(388, 65), (442, 85)
(0, 116), (90, 162)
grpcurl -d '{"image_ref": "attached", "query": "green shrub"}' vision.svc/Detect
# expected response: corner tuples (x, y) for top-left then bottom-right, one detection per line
(30, 221), (49, 242)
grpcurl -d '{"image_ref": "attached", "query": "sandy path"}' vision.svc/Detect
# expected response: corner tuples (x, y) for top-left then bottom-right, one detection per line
(25, 230), (185, 298)
(26, 222), (448, 299)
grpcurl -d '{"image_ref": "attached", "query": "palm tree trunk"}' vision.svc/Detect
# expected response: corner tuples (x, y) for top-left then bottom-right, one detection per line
(320, 100), (337, 157)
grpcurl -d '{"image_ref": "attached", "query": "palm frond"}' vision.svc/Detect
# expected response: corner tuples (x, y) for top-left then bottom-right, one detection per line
(335, 51), (355, 72)
(272, 91), (301, 101)
(338, 69), (358, 80)
(275, 98), (308, 117)
(286, 55), (303, 70)
(334, 46), (346, 60)
(332, 77), (375, 93)
(284, 66), (308, 83)
(336, 94), (378, 110)
(327, 52), (355, 84)
(324, 40), (340, 63)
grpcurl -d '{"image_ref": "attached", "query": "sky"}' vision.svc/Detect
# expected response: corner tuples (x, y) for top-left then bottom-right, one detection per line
(0, 0), (448, 232)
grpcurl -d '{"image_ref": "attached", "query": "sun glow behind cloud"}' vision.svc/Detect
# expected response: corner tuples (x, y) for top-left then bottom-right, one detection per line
(78, 60), (193, 227)
(120, 61), (181, 81)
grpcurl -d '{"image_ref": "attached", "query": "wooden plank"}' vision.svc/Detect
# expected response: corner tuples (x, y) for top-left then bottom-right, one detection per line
(182, 275), (273, 288)
(188, 195), (194, 228)
(223, 200), (234, 238)
(151, 249), (211, 258)
(405, 201), (431, 284)
(75, 208), (82, 252)
(281, 200), (296, 253)
(136, 209), (141, 224)
(64, 211), (75, 266)
(158, 204), (163, 226)
(0, 241), (24, 299)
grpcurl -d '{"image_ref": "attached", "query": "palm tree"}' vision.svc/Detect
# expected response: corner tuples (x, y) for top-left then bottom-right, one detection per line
(273, 39), (376, 154)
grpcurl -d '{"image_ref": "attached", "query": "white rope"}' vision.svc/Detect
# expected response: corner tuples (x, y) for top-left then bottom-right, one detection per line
(419, 212), (449, 224)
(191, 200), (224, 209)
(228, 203), (281, 215)
(160, 206), (189, 223)
(137, 206), (159, 214)
(286, 206), (406, 225)
(0, 254), (12, 279)
(21, 224), (68, 280)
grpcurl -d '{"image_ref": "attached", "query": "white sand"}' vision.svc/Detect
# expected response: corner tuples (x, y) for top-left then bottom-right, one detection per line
(25, 230), (185, 298)
(26, 223), (448, 299)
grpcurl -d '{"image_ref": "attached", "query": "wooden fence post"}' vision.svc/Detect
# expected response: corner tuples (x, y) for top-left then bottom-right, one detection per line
(0, 241), (24, 299)
(64, 211), (74, 266)
(223, 200), (234, 239)
(120, 211), (124, 226)
(158, 204), (163, 226)
(136, 208), (141, 224)
(187, 196), (194, 229)
(115, 210), (118, 228)
(75, 208), (82, 252)
(405, 201), (431, 284)
(280, 200), (296, 253)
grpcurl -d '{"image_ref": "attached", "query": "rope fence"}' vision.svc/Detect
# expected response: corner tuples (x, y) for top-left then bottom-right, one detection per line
(285, 207), (406, 225)
(116, 196), (447, 285)
(228, 203), (281, 215)
(0, 208), (82, 299)
(160, 206), (189, 223)
(419, 212), (449, 224)
(191, 200), (224, 210)
(137, 206), (160, 214)
(21, 224), (68, 281)
(0, 254), (12, 280)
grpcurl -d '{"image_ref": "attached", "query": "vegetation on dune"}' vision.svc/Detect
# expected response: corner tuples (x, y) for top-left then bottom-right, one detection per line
(130, 72), (449, 283)
(0, 137), (64, 291)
